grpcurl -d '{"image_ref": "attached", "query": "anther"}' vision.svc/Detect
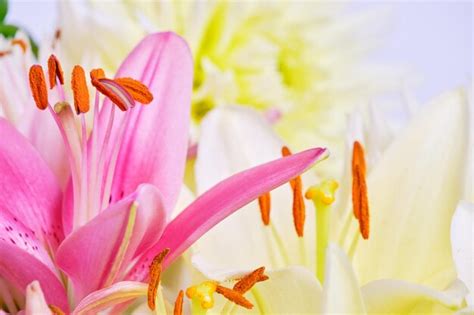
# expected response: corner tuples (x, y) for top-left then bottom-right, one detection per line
(48, 304), (65, 315)
(147, 248), (170, 310)
(47, 54), (64, 89)
(282, 146), (306, 237)
(352, 141), (370, 239)
(28, 65), (49, 110)
(174, 290), (184, 315)
(215, 285), (253, 309)
(258, 192), (271, 226)
(71, 65), (90, 114)
(233, 266), (269, 293)
(114, 77), (153, 104)
(11, 39), (27, 53)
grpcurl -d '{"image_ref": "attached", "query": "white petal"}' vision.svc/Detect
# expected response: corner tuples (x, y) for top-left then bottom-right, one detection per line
(352, 89), (471, 289)
(451, 201), (474, 305)
(322, 244), (366, 314)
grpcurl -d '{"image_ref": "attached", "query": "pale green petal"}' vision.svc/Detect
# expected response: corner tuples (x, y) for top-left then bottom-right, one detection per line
(451, 201), (474, 305)
(351, 89), (470, 289)
(322, 244), (366, 314)
(362, 279), (468, 314)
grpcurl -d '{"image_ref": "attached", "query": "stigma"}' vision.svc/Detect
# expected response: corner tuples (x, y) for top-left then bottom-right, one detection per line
(352, 141), (370, 239)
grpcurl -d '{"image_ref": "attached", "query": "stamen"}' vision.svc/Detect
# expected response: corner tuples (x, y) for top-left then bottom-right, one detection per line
(47, 54), (64, 89)
(258, 192), (271, 226)
(90, 68), (105, 81)
(11, 39), (27, 53)
(186, 281), (217, 309)
(281, 146), (306, 237)
(233, 267), (269, 293)
(215, 285), (253, 309)
(48, 304), (65, 315)
(114, 77), (153, 104)
(91, 74), (134, 111)
(71, 65), (90, 114)
(147, 248), (170, 310)
(351, 141), (370, 239)
(174, 290), (184, 315)
(28, 65), (48, 110)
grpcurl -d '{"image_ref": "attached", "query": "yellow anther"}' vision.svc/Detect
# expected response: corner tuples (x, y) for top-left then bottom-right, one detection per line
(186, 281), (217, 309)
(305, 180), (339, 205)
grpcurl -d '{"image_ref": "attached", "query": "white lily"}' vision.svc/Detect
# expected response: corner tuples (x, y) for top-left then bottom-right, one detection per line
(190, 87), (472, 313)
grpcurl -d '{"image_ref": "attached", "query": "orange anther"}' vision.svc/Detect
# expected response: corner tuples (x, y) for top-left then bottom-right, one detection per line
(71, 65), (90, 114)
(114, 77), (153, 104)
(215, 285), (253, 309)
(47, 55), (64, 89)
(258, 192), (271, 226)
(147, 248), (170, 310)
(48, 304), (65, 315)
(233, 267), (269, 294)
(29, 65), (48, 110)
(173, 290), (184, 315)
(90, 68), (105, 81)
(352, 141), (370, 239)
(11, 39), (27, 53)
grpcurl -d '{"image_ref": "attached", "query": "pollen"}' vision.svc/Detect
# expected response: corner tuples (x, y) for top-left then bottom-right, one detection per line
(47, 54), (64, 89)
(233, 266), (269, 293)
(71, 65), (90, 114)
(216, 285), (253, 309)
(174, 290), (184, 315)
(147, 248), (170, 310)
(186, 281), (218, 309)
(352, 141), (370, 239)
(258, 192), (271, 226)
(28, 65), (49, 110)
(114, 77), (153, 104)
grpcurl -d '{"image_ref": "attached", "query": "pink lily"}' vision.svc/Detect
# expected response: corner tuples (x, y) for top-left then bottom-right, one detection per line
(0, 32), (328, 313)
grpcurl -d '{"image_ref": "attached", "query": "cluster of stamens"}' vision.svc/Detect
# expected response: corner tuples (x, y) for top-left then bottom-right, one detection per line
(147, 249), (269, 313)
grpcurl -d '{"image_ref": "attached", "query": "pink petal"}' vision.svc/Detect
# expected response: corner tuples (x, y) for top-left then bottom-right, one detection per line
(73, 281), (147, 315)
(0, 244), (68, 312)
(103, 32), (193, 214)
(0, 118), (63, 250)
(56, 184), (167, 301)
(130, 148), (328, 281)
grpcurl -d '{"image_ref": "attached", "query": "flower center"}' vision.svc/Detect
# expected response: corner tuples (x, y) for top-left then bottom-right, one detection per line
(27, 55), (154, 230)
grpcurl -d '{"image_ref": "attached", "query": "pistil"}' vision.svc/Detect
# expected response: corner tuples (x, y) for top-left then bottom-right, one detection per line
(306, 179), (338, 283)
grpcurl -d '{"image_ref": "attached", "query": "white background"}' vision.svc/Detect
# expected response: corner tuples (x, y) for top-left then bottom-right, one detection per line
(6, 0), (473, 103)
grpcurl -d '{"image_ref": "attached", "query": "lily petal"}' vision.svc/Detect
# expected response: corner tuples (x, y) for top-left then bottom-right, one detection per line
(322, 244), (366, 314)
(352, 89), (470, 288)
(451, 201), (474, 305)
(362, 279), (468, 313)
(73, 281), (147, 315)
(130, 147), (327, 281)
(56, 184), (167, 301)
(25, 281), (52, 315)
(0, 118), (63, 250)
(0, 243), (68, 311)
(105, 32), (193, 214)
